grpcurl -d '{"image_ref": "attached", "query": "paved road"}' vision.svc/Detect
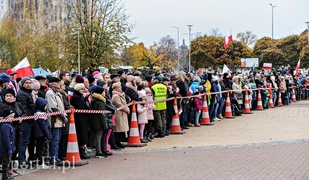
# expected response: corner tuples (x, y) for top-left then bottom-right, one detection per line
(18, 100), (309, 180)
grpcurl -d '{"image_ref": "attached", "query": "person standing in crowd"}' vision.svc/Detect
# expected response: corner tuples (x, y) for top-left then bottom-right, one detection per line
(137, 90), (148, 143)
(58, 80), (71, 161)
(144, 87), (155, 141)
(34, 97), (51, 168)
(152, 76), (168, 138)
(30, 79), (40, 103)
(0, 109), (15, 180)
(192, 86), (203, 126)
(16, 77), (35, 167)
(117, 70), (127, 92)
(162, 77), (174, 136)
(70, 76), (91, 159)
(108, 73), (120, 98)
(59, 71), (73, 101)
(90, 86), (109, 158)
(210, 76), (221, 121)
(279, 75), (288, 105)
(176, 72), (190, 130)
(5, 69), (19, 94)
(232, 76), (244, 112)
(35, 74), (48, 98)
(112, 82), (130, 148)
(45, 77), (68, 163)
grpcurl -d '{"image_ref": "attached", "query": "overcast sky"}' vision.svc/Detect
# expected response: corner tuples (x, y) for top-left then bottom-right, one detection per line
(124, 0), (309, 47)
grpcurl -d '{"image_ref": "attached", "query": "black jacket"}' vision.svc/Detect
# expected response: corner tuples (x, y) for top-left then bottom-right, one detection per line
(16, 87), (35, 123)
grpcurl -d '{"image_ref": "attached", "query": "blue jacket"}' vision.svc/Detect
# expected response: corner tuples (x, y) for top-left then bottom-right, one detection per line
(0, 122), (15, 154)
(34, 98), (52, 140)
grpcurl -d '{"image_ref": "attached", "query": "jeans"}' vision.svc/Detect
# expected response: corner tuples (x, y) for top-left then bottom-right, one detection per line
(272, 91), (277, 105)
(195, 111), (201, 125)
(212, 103), (219, 118)
(50, 128), (61, 161)
(18, 122), (34, 163)
(218, 97), (226, 115)
(180, 102), (188, 127)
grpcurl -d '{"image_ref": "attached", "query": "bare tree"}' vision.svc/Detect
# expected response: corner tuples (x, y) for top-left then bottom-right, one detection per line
(209, 28), (223, 37)
(237, 31), (257, 47)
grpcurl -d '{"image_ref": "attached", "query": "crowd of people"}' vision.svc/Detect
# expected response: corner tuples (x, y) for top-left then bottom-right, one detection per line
(0, 65), (307, 180)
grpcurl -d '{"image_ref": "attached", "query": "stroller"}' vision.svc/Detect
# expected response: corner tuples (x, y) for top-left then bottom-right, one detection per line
(230, 96), (242, 116)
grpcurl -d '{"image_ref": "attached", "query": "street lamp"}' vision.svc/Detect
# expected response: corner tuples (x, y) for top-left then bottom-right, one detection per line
(172, 26), (180, 71)
(77, 29), (81, 75)
(269, 3), (276, 39)
(305, 22), (309, 44)
(187, 25), (193, 72)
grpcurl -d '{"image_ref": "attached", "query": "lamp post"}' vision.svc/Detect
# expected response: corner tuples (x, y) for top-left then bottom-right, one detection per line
(172, 26), (180, 71)
(187, 25), (193, 72)
(77, 29), (81, 75)
(269, 3), (276, 39)
(306, 22), (309, 44)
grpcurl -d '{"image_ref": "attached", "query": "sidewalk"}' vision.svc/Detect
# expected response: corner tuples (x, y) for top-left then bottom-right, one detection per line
(18, 100), (309, 180)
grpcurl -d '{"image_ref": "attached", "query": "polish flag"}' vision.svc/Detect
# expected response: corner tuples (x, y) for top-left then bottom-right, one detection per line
(224, 30), (233, 49)
(294, 59), (301, 76)
(12, 57), (34, 78)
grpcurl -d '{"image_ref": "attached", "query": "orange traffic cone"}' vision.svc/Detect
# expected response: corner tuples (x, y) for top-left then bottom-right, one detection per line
(59, 108), (88, 166)
(277, 92), (283, 106)
(125, 101), (147, 147)
(243, 89), (253, 114)
(170, 98), (186, 134)
(201, 93), (214, 125)
(268, 92), (274, 108)
(291, 86), (296, 102)
(256, 88), (264, 110)
(224, 90), (235, 118)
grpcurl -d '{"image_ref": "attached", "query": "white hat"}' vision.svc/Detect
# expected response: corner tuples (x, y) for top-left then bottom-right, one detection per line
(212, 76), (219, 82)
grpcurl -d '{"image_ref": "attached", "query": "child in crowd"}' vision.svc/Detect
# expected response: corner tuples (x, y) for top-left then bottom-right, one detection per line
(192, 86), (204, 127)
(34, 97), (52, 168)
(0, 109), (16, 180)
(144, 88), (155, 141)
(137, 90), (148, 143)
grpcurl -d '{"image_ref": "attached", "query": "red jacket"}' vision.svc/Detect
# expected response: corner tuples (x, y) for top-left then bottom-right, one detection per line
(193, 97), (203, 111)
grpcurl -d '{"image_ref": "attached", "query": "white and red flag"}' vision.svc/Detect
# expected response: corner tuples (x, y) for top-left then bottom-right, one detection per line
(222, 64), (231, 74)
(224, 30), (233, 49)
(12, 57), (34, 78)
(294, 59), (301, 76)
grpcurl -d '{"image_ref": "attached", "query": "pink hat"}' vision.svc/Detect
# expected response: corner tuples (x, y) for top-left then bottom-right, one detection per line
(30, 79), (40, 90)
(127, 75), (135, 82)
(92, 71), (100, 76)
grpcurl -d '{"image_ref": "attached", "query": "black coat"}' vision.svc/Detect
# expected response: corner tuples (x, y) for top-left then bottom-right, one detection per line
(90, 94), (108, 131)
(16, 87), (35, 123)
(125, 87), (141, 102)
(0, 123), (15, 153)
(0, 101), (26, 126)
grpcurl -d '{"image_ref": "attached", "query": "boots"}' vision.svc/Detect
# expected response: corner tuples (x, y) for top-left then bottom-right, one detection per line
(79, 148), (90, 159)
(2, 172), (15, 180)
(218, 114), (224, 119)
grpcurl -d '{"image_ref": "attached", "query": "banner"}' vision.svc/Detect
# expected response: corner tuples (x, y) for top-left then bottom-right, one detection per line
(240, 58), (259, 68)
(263, 63), (272, 70)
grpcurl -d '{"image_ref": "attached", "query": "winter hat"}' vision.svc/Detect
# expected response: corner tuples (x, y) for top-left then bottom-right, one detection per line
(110, 73), (119, 79)
(4, 88), (16, 97)
(138, 90), (146, 98)
(35, 97), (48, 112)
(87, 75), (95, 84)
(3, 108), (15, 119)
(145, 75), (153, 82)
(92, 71), (100, 77)
(127, 75), (135, 82)
(49, 77), (61, 83)
(35, 74), (47, 81)
(0, 73), (10, 83)
(30, 79), (40, 90)
(212, 76), (219, 82)
(94, 86), (104, 94)
(170, 75), (177, 81)
(21, 77), (31, 87)
(155, 76), (163, 82)
(74, 83), (85, 91)
(117, 70), (125, 76)
(97, 80), (106, 87)
(75, 75), (84, 83)
(162, 77), (170, 82)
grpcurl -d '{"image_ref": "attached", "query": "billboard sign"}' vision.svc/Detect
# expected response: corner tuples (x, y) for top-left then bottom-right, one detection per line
(240, 58), (259, 68)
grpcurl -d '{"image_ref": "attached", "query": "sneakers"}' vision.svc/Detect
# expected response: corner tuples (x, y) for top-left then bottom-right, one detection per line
(213, 117), (221, 121)
(41, 163), (50, 170)
(194, 124), (201, 127)
(140, 139), (148, 143)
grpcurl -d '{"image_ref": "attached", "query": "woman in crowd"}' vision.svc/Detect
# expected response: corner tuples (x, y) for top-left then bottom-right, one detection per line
(232, 76), (243, 111)
(112, 82), (130, 148)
